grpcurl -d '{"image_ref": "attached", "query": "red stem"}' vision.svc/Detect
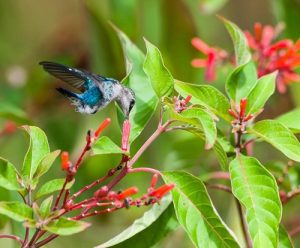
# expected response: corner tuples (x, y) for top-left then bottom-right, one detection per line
(128, 167), (161, 175)
(53, 179), (68, 211)
(0, 235), (23, 245)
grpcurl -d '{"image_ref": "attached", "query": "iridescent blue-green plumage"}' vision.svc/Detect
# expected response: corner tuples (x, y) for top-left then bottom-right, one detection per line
(40, 61), (135, 117)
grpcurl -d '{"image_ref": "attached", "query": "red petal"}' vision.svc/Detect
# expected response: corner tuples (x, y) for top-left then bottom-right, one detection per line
(254, 22), (262, 41)
(244, 31), (257, 49)
(117, 187), (138, 200)
(191, 37), (211, 54)
(121, 120), (131, 151)
(261, 25), (274, 47)
(95, 118), (111, 137)
(204, 52), (217, 81)
(61, 151), (70, 170)
(191, 59), (207, 68)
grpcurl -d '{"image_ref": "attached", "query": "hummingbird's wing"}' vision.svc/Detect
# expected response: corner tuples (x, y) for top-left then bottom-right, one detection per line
(39, 61), (95, 91)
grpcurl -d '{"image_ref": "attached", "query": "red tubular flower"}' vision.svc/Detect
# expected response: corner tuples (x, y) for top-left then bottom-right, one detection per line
(121, 120), (131, 151)
(191, 37), (227, 82)
(245, 23), (300, 93)
(149, 184), (175, 199)
(117, 187), (138, 200)
(150, 174), (159, 189)
(95, 118), (111, 138)
(239, 98), (247, 118)
(184, 95), (192, 105)
(61, 151), (70, 171)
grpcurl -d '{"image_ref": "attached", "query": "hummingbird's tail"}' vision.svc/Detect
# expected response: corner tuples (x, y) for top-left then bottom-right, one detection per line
(56, 87), (79, 99)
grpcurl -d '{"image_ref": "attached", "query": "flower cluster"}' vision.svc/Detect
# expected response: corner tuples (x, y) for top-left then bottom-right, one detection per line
(245, 23), (300, 93)
(191, 23), (300, 94)
(191, 37), (228, 81)
(228, 98), (254, 133)
(173, 95), (192, 113)
(56, 118), (174, 222)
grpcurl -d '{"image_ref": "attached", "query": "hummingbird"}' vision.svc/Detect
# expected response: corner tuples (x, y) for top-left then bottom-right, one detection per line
(39, 61), (135, 118)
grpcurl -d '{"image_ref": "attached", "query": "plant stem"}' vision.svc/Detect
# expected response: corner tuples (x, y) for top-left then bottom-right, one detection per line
(69, 174), (110, 202)
(235, 199), (252, 248)
(35, 234), (58, 248)
(0, 235), (23, 245)
(53, 179), (68, 210)
(106, 164), (129, 191)
(128, 167), (161, 175)
(22, 228), (29, 248)
(202, 171), (230, 181)
(205, 183), (232, 193)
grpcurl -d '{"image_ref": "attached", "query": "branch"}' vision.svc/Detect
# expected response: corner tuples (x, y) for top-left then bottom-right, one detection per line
(0, 234), (23, 245)
(235, 199), (252, 248)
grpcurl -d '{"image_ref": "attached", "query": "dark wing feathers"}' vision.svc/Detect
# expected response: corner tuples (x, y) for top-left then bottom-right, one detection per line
(39, 61), (91, 90)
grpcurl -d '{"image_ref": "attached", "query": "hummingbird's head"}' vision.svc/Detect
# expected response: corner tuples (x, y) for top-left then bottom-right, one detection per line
(117, 86), (136, 119)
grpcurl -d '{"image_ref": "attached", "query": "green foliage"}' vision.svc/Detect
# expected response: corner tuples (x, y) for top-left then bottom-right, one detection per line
(175, 80), (232, 121)
(247, 72), (277, 114)
(39, 196), (54, 219)
(248, 120), (300, 162)
(0, 158), (21, 191)
(33, 150), (60, 182)
(163, 171), (240, 248)
(92, 136), (125, 155)
(225, 61), (257, 103)
(230, 155), (282, 248)
(181, 108), (217, 149)
(276, 108), (300, 133)
(96, 197), (177, 248)
(21, 126), (50, 187)
(143, 39), (174, 98)
(220, 17), (251, 65)
(0, 202), (33, 222)
(35, 179), (74, 200)
(113, 25), (158, 143)
(44, 217), (91, 236)
(279, 225), (294, 248)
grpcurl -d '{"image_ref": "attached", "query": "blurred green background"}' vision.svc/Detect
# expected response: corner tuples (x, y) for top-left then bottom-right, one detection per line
(0, 0), (300, 247)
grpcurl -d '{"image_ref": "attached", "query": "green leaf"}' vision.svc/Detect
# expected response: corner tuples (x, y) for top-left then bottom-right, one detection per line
(0, 202), (33, 222)
(220, 17), (251, 65)
(247, 72), (277, 115)
(39, 196), (53, 219)
(181, 108), (217, 149)
(44, 217), (90, 235)
(175, 80), (231, 121)
(0, 102), (28, 123)
(95, 197), (178, 248)
(276, 108), (300, 133)
(92, 136), (125, 155)
(35, 179), (74, 199)
(163, 171), (240, 248)
(0, 158), (21, 191)
(279, 225), (294, 248)
(225, 61), (257, 103)
(143, 39), (174, 98)
(230, 155), (282, 248)
(21, 126), (50, 185)
(33, 150), (60, 179)
(248, 120), (300, 162)
(113, 25), (158, 143)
